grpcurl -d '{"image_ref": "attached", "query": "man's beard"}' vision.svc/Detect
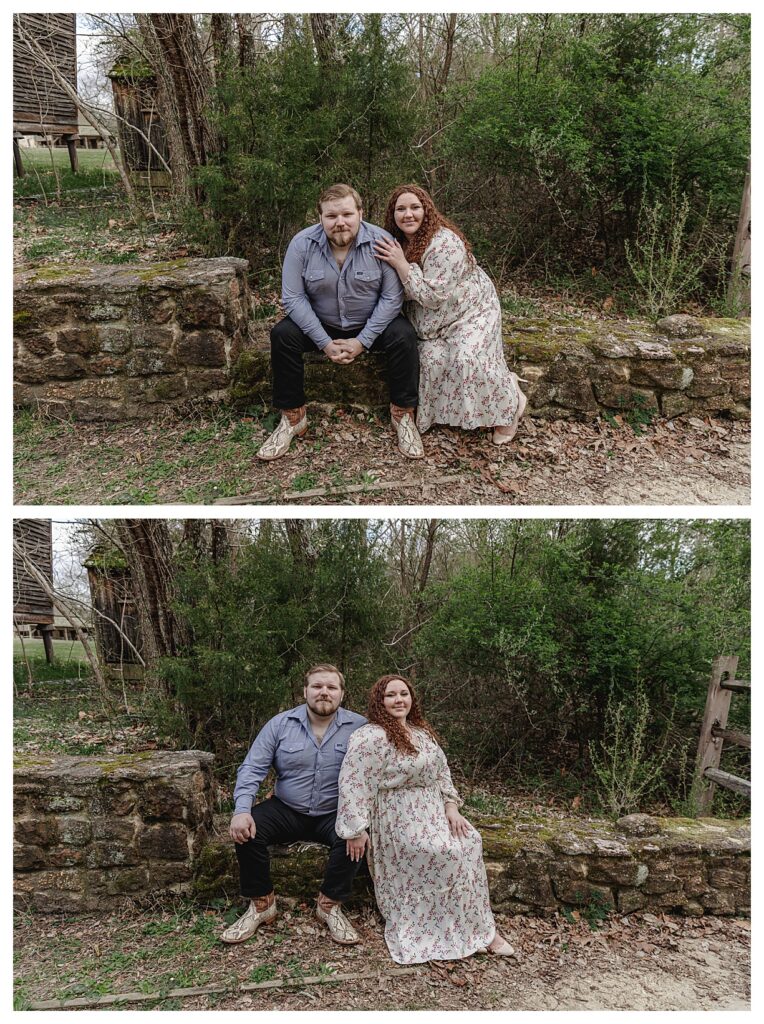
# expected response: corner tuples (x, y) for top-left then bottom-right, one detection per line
(310, 698), (338, 717)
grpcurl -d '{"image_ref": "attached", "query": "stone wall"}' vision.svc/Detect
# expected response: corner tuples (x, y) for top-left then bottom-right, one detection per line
(232, 313), (750, 422)
(14, 751), (215, 912)
(14, 258), (251, 420)
(196, 810), (750, 918)
(14, 256), (749, 425)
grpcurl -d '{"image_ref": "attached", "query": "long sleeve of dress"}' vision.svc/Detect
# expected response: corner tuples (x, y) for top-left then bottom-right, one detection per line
(335, 726), (386, 839)
(403, 230), (471, 310)
(433, 742), (461, 807)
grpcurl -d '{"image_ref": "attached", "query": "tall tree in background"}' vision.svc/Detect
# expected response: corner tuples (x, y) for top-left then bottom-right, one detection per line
(135, 13), (220, 195)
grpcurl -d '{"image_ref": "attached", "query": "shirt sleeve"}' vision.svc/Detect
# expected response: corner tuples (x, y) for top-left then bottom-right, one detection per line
(281, 236), (333, 350)
(335, 727), (386, 838)
(233, 717), (280, 814)
(433, 739), (461, 807)
(403, 230), (471, 310)
(356, 260), (404, 349)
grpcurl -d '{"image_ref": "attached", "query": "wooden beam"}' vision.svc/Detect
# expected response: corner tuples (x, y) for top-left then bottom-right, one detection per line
(13, 133), (24, 176)
(720, 679), (750, 694)
(703, 767), (751, 798)
(711, 725), (751, 749)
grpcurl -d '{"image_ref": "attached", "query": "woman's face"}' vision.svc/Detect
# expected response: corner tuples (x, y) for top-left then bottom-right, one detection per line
(393, 193), (425, 237)
(383, 679), (413, 720)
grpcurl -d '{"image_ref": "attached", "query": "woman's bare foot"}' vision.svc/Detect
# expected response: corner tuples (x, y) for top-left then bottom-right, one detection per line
(493, 378), (527, 445)
(487, 932), (515, 955)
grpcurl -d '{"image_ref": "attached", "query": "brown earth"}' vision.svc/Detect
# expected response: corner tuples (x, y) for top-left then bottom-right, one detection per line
(13, 899), (750, 1011)
(13, 407), (750, 507)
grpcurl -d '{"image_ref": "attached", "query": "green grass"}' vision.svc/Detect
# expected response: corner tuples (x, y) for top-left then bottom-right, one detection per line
(14, 146), (119, 199)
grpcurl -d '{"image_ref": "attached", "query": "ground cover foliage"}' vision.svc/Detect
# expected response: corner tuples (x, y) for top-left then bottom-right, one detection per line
(17, 518), (749, 818)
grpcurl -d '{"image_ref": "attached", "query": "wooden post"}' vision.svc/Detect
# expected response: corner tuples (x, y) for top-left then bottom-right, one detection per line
(693, 654), (739, 815)
(64, 133), (79, 173)
(727, 158), (751, 315)
(13, 132), (25, 177)
(39, 624), (55, 664)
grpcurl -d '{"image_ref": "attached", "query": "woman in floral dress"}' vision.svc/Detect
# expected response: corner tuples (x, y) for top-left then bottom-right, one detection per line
(374, 184), (526, 444)
(335, 674), (513, 964)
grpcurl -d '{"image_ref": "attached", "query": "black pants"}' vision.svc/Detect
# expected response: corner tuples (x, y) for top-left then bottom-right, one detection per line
(235, 796), (362, 903)
(270, 314), (419, 409)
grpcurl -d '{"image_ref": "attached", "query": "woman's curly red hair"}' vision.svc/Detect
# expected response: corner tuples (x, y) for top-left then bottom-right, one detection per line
(383, 184), (473, 268)
(367, 674), (440, 755)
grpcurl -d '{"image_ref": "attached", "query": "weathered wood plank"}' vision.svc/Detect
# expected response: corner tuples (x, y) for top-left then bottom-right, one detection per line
(703, 767), (751, 798)
(720, 679), (750, 693)
(710, 725), (751, 749)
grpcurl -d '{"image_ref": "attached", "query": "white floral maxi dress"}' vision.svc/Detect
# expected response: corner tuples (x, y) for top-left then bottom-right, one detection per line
(404, 227), (521, 432)
(335, 724), (496, 964)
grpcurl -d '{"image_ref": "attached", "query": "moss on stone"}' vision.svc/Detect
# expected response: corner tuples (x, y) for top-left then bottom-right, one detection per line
(132, 260), (193, 282)
(12, 754), (56, 769)
(13, 310), (33, 325)
(30, 266), (94, 283)
(91, 752), (157, 774)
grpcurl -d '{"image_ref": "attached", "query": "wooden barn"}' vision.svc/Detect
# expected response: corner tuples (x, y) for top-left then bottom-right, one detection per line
(84, 545), (144, 680)
(13, 519), (55, 662)
(108, 55), (171, 185)
(12, 13), (80, 176)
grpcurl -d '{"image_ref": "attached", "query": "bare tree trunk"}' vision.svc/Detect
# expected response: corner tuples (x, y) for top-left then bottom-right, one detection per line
(113, 520), (191, 678)
(210, 13), (234, 79)
(417, 520), (440, 593)
(434, 14), (458, 94)
(135, 13), (220, 196)
(310, 13), (341, 67)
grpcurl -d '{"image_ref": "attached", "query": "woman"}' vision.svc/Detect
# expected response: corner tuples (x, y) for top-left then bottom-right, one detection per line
(336, 674), (514, 964)
(374, 184), (526, 445)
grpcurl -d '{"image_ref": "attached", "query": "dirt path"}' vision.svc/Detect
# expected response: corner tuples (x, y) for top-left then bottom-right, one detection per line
(14, 901), (750, 1011)
(13, 409), (749, 506)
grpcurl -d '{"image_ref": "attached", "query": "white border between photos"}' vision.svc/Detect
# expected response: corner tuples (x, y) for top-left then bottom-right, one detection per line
(5, 1), (757, 1021)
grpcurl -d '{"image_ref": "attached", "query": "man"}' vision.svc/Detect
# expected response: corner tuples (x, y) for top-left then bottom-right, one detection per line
(257, 183), (424, 461)
(220, 664), (367, 946)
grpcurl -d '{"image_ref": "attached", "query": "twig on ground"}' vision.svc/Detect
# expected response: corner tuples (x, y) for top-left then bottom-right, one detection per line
(215, 475), (465, 505)
(29, 968), (420, 1009)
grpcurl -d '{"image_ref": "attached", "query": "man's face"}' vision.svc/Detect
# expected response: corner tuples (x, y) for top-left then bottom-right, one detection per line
(304, 671), (344, 717)
(319, 197), (362, 248)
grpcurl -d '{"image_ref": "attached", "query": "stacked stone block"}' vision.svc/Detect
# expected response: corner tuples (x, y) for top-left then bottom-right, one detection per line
(14, 751), (215, 912)
(14, 258), (251, 420)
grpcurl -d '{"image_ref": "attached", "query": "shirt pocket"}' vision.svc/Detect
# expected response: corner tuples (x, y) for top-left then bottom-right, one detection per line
(353, 267), (381, 287)
(276, 737), (309, 768)
(333, 741), (347, 765)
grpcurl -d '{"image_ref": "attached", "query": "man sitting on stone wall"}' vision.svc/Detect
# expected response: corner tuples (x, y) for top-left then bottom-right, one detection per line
(256, 183), (424, 461)
(220, 664), (367, 946)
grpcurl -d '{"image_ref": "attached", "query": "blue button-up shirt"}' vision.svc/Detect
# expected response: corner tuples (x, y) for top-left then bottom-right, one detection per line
(233, 704), (367, 817)
(281, 220), (404, 350)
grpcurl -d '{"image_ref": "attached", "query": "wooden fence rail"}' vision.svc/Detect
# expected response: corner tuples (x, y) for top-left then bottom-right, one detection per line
(693, 654), (751, 814)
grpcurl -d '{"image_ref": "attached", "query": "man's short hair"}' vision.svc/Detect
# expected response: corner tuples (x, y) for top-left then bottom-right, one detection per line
(304, 663), (345, 689)
(317, 184), (362, 215)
